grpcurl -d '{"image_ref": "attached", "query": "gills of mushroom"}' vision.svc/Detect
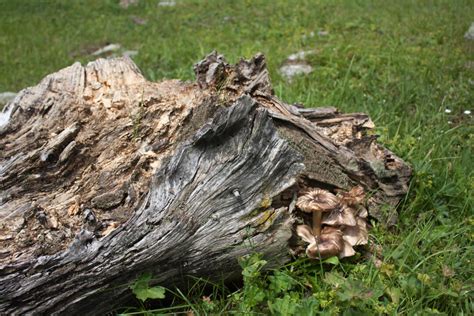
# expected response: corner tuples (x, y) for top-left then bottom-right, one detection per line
(296, 189), (339, 237)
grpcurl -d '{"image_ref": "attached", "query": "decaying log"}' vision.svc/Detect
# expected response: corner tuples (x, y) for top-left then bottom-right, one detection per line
(0, 52), (411, 314)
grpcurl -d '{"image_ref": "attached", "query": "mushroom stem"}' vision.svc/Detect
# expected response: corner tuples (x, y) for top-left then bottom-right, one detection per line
(313, 210), (322, 237)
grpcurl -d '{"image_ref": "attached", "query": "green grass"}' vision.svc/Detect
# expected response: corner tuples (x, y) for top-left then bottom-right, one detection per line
(1, 0), (473, 314)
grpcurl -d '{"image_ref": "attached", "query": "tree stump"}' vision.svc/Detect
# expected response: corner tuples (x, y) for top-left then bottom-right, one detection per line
(0, 52), (411, 314)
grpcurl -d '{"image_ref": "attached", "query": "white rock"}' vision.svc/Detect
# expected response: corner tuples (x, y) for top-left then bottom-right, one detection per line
(280, 63), (313, 81)
(464, 110), (471, 115)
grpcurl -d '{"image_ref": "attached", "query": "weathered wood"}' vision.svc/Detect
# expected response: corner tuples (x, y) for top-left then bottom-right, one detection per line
(0, 52), (411, 314)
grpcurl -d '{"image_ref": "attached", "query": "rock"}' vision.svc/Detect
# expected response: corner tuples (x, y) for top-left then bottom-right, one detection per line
(280, 50), (315, 81)
(0, 92), (16, 106)
(280, 63), (313, 81)
(465, 22), (474, 41)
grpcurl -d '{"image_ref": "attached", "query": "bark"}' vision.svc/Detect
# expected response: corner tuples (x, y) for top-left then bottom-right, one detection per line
(0, 52), (411, 314)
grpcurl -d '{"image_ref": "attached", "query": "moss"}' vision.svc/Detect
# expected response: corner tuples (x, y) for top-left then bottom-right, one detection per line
(242, 195), (274, 221)
(252, 208), (276, 228)
(259, 196), (272, 209)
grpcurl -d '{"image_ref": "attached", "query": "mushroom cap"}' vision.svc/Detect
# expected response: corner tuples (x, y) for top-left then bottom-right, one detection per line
(321, 205), (357, 227)
(337, 185), (365, 206)
(296, 189), (339, 213)
(306, 226), (344, 259)
(342, 217), (368, 246)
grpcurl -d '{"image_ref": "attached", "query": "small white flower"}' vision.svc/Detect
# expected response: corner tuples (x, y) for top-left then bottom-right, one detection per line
(464, 110), (471, 115)
(445, 109), (452, 114)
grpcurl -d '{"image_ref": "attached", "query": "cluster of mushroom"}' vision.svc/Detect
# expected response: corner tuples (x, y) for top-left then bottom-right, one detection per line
(295, 186), (368, 260)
